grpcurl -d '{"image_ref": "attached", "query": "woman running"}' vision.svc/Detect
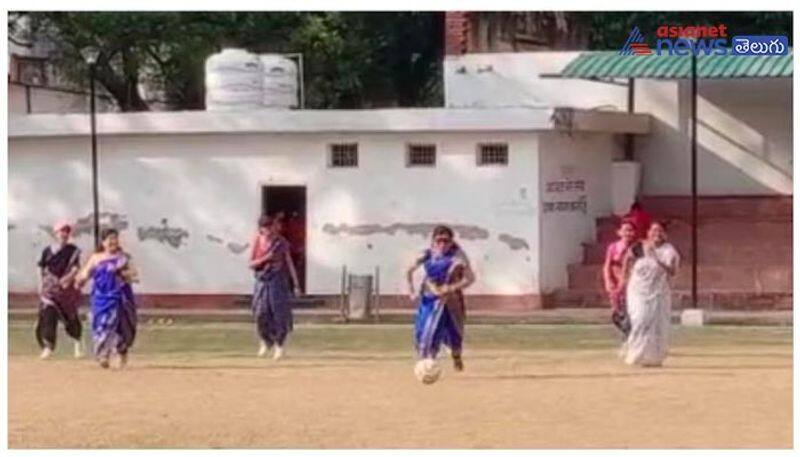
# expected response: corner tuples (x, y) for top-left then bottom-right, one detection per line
(35, 221), (84, 359)
(406, 225), (475, 371)
(76, 229), (138, 369)
(619, 221), (680, 367)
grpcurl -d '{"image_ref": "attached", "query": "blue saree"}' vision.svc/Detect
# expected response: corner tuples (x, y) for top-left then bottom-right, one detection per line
(252, 236), (294, 347)
(414, 245), (467, 359)
(90, 254), (137, 361)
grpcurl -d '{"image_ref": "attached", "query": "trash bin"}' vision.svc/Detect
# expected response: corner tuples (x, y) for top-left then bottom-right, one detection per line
(347, 274), (373, 320)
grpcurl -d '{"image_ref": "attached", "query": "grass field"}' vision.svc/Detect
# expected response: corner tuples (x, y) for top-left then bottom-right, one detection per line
(7, 321), (793, 448)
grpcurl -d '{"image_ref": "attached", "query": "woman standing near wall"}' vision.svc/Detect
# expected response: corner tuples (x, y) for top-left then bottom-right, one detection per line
(619, 222), (680, 367)
(35, 221), (84, 359)
(249, 215), (302, 361)
(406, 225), (475, 371)
(75, 229), (138, 369)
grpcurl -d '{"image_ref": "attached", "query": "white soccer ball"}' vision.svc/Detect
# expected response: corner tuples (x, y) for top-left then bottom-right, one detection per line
(414, 358), (442, 385)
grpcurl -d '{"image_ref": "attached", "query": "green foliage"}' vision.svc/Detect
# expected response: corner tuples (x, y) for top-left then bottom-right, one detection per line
(11, 11), (788, 110)
(13, 11), (443, 111)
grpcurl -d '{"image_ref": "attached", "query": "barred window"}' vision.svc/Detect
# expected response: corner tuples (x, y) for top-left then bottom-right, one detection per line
(406, 143), (437, 167)
(329, 143), (359, 168)
(477, 143), (509, 166)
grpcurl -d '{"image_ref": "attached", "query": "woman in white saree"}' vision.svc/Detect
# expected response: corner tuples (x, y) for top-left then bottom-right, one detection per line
(620, 221), (680, 367)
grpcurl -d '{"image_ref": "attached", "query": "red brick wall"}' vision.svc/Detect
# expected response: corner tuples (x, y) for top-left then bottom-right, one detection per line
(444, 11), (470, 55)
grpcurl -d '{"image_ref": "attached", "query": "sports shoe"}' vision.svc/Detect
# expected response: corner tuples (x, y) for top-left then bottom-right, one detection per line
(73, 340), (85, 358)
(99, 357), (110, 369)
(273, 346), (284, 361)
(39, 347), (53, 360)
(258, 340), (269, 357)
(453, 356), (464, 372)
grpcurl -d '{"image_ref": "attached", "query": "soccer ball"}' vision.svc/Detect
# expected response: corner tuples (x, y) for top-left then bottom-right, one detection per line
(414, 358), (442, 385)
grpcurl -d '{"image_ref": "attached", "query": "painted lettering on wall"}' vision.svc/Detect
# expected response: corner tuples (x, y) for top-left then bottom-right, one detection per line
(545, 179), (585, 193)
(543, 167), (588, 214)
(542, 196), (587, 214)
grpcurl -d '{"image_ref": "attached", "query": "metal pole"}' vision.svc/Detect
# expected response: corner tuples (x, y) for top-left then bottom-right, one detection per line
(25, 84), (31, 114)
(297, 53), (305, 109)
(624, 77), (634, 161)
(374, 265), (381, 322)
(690, 51), (698, 309)
(340, 265), (348, 320)
(90, 64), (100, 249)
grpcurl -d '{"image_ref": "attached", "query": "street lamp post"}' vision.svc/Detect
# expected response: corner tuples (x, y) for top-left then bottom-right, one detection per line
(690, 44), (699, 309)
(81, 47), (101, 249)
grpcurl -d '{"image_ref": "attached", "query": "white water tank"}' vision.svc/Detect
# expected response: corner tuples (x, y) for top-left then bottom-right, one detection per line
(259, 54), (298, 109)
(205, 49), (264, 111)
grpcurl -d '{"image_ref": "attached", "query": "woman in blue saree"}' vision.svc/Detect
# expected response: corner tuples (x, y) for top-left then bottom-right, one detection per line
(249, 215), (302, 360)
(76, 229), (138, 369)
(406, 225), (475, 371)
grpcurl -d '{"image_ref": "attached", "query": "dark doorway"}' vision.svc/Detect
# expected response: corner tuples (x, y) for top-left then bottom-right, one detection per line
(262, 185), (306, 290)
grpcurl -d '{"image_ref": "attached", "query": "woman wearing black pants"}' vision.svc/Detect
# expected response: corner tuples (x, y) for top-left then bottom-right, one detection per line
(36, 221), (84, 359)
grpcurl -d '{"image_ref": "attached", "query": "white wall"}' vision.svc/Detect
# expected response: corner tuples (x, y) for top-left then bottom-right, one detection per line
(635, 78), (792, 195)
(444, 52), (628, 110)
(9, 132), (541, 296)
(538, 132), (621, 292)
(444, 52), (792, 196)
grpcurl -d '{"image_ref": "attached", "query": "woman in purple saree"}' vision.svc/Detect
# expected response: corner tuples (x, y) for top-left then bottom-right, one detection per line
(76, 229), (138, 369)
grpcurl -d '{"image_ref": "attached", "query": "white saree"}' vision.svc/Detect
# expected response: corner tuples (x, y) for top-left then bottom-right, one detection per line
(621, 242), (680, 367)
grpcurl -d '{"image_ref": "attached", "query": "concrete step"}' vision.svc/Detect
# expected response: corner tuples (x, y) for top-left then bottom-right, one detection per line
(567, 263), (792, 293)
(7, 306), (794, 326)
(638, 196), (792, 221)
(8, 293), (329, 310)
(582, 240), (792, 265)
(546, 289), (793, 311)
(595, 219), (791, 244)
(233, 296), (327, 309)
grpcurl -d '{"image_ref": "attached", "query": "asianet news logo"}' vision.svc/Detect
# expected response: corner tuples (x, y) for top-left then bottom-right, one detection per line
(619, 25), (789, 56)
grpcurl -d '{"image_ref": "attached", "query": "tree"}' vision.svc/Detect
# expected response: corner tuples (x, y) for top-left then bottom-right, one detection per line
(16, 12), (173, 111)
(12, 11), (445, 111)
(11, 12), (792, 111)
(353, 12), (443, 107)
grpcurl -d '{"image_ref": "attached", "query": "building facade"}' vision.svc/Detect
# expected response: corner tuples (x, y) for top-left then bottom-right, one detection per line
(8, 108), (648, 309)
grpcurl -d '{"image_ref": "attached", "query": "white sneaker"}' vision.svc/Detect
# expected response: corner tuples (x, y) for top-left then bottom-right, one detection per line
(39, 347), (53, 360)
(73, 340), (85, 359)
(273, 346), (284, 361)
(258, 340), (269, 357)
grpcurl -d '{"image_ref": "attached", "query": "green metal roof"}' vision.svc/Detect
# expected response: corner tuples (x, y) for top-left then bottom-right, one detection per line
(556, 51), (793, 79)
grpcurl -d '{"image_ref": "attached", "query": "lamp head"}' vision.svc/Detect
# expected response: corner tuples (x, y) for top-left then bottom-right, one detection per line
(81, 46), (100, 65)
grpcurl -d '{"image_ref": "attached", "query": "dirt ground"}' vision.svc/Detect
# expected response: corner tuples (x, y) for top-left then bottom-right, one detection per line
(7, 324), (793, 448)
